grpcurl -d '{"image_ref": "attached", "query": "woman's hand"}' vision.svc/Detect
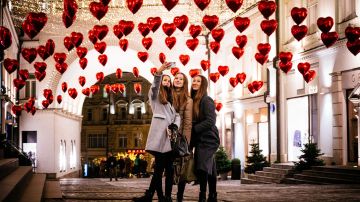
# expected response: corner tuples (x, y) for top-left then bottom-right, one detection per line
(156, 62), (172, 75)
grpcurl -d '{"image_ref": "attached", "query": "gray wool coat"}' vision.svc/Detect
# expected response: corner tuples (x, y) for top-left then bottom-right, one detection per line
(145, 74), (180, 155)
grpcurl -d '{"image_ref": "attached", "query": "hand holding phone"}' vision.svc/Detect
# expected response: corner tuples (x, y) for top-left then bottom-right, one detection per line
(168, 62), (176, 69)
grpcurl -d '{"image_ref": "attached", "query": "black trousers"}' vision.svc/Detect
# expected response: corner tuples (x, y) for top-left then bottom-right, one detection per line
(148, 152), (174, 197)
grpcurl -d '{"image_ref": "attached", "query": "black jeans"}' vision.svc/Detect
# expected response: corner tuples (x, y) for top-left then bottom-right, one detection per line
(148, 152), (174, 198)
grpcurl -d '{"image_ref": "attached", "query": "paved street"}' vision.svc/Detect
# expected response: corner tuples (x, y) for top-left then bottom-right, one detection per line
(59, 178), (360, 202)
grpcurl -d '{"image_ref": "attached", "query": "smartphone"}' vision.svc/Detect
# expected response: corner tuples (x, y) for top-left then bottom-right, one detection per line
(168, 62), (176, 69)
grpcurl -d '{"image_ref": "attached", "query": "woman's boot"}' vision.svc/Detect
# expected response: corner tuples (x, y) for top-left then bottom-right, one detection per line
(198, 192), (206, 202)
(207, 192), (217, 202)
(132, 190), (154, 202)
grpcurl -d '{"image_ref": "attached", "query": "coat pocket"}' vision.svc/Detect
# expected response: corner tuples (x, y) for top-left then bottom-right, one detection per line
(153, 113), (166, 119)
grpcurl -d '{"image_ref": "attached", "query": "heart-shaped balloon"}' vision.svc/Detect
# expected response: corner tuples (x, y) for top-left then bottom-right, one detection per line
(118, 84), (126, 93)
(53, 52), (67, 64)
(345, 26), (360, 42)
(279, 61), (293, 74)
(24, 102), (33, 113)
(57, 95), (62, 104)
(68, 88), (78, 99)
(79, 58), (88, 69)
(257, 43), (271, 55)
(291, 25), (308, 41)
(233, 17), (250, 33)
(232, 47), (244, 59)
(215, 102), (223, 112)
(170, 67), (180, 76)
(113, 24), (123, 39)
(118, 20), (134, 36)
(211, 28), (225, 42)
(189, 24), (202, 38)
(45, 39), (55, 55)
(93, 25), (109, 41)
(62, 12), (75, 28)
(104, 84), (111, 94)
(35, 70), (46, 81)
(159, 52), (166, 64)
(346, 39), (360, 56)
(12, 105), (22, 116)
(22, 48), (37, 64)
(18, 69), (29, 80)
(303, 70), (316, 83)
(236, 72), (246, 84)
(200, 60), (210, 71)
(34, 62), (47, 72)
(138, 22), (151, 37)
(0, 26), (12, 50)
(291, 7), (307, 25)
(43, 89), (53, 99)
(48, 95), (54, 105)
(247, 82), (255, 93)
(37, 45), (50, 60)
(22, 20), (39, 39)
(111, 83), (120, 93)
(119, 39), (128, 51)
(41, 99), (49, 109)
(76, 47), (88, 58)
(218, 66), (229, 76)
(138, 51), (148, 63)
(317, 17), (334, 33)
(165, 36), (176, 49)
(62, 82), (68, 92)
(210, 41), (220, 54)
(88, 30), (98, 44)
(161, 0), (178, 11)
(70, 32), (83, 47)
(229, 77), (239, 88)
(13, 78), (26, 90)
(56, 63), (68, 74)
(189, 69), (200, 78)
(89, 2), (108, 21)
(142, 37), (153, 50)
(98, 54), (108, 66)
(258, 0), (277, 19)
(226, 0), (243, 13)
(147, 17), (162, 32)
(90, 85), (100, 94)
(255, 53), (268, 65)
(194, 0), (210, 10)
(297, 62), (310, 75)
(203, 15), (219, 31)
(133, 67), (140, 77)
(26, 12), (47, 31)
(64, 36), (74, 51)
(94, 41), (107, 54)
(209, 72), (220, 83)
(30, 106), (36, 115)
(179, 54), (190, 66)
(151, 67), (157, 76)
(4, 58), (19, 74)
(321, 32), (338, 48)
(127, 0), (143, 14)
(116, 68), (123, 79)
(186, 38), (199, 51)
(173, 15), (189, 31)
(96, 72), (104, 82)
(252, 81), (263, 91)
(82, 88), (90, 96)
(162, 23), (177, 36)
(279, 52), (293, 63)
(260, 19), (278, 36)
(78, 76), (86, 87)
(235, 35), (247, 48)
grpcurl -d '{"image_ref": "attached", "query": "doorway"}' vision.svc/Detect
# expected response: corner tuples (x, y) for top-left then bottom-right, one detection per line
(346, 89), (359, 163)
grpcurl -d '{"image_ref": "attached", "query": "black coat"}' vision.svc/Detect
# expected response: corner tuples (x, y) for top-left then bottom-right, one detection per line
(191, 95), (220, 175)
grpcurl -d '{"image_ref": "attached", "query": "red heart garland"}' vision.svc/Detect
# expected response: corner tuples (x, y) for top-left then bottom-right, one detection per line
(55, 63), (68, 74)
(70, 32), (83, 47)
(255, 53), (268, 65)
(22, 48), (37, 64)
(189, 69), (200, 78)
(291, 7), (307, 25)
(218, 66), (229, 76)
(258, 0), (277, 19)
(202, 15), (219, 31)
(142, 37), (153, 50)
(291, 25), (308, 41)
(229, 77), (239, 88)
(260, 19), (278, 36)
(159, 53), (166, 64)
(321, 32), (338, 48)
(303, 70), (316, 83)
(297, 62), (310, 75)
(138, 22), (151, 37)
(76, 47), (88, 58)
(165, 37), (176, 49)
(179, 54), (190, 66)
(236, 72), (246, 84)
(62, 82), (68, 92)
(147, 17), (162, 32)
(4, 58), (19, 74)
(53, 52), (67, 64)
(210, 41), (220, 54)
(119, 39), (128, 51)
(133, 67), (140, 77)
(96, 72), (104, 82)
(279, 62), (293, 74)
(317, 17), (334, 33)
(138, 52), (148, 62)
(64, 36), (74, 51)
(226, 0), (243, 13)
(162, 23), (177, 36)
(194, 0), (210, 11)
(89, 2), (108, 21)
(234, 17), (250, 33)
(78, 76), (86, 87)
(232, 47), (244, 59)
(200, 60), (210, 71)
(235, 35), (247, 48)
(34, 62), (47, 72)
(118, 20), (134, 36)
(68, 88), (78, 99)
(209, 72), (220, 83)
(79, 58), (88, 69)
(94, 41), (107, 54)
(98, 54), (108, 66)
(211, 28), (225, 42)
(257, 43), (271, 55)
(173, 15), (189, 31)
(126, 0), (143, 14)
(189, 24), (202, 38)
(161, 0), (178, 11)
(37, 45), (50, 60)
(186, 38), (199, 51)
(93, 25), (109, 40)
(116, 68), (123, 79)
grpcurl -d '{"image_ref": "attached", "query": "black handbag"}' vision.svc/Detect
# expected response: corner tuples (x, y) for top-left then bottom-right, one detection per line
(167, 126), (190, 158)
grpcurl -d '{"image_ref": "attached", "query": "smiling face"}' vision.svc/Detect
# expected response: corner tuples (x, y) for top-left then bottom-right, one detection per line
(192, 75), (202, 90)
(162, 75), (171, 87)
(173, 73), (184, 88)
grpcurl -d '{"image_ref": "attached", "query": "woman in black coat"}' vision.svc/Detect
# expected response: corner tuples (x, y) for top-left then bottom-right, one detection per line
(190, 75), (220, 202)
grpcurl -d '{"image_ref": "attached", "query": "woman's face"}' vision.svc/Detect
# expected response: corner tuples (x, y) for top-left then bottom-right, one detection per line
(162, 75), (171, 87)
(173, 73), (184, 88)
(192, 76), (202, 90)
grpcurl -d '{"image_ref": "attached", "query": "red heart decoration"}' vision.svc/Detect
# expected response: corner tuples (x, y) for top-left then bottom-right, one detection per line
(48, 95), (54, 105)
(236, 72), (246, 84)
(89, 2), (108, 21)
(62, 82), (68, 92)
(42, 100), (49, 109)
(138, 22), (150, 37)
(57, 95), (62, 104)
(159, 53), (166, 64)
(203, 15), (219, 31)
(210, 41), (220, 54)
(345, 26), (360, 42)
(98, 54), (108, 66)
(64, 36), (74, 51)
(179, 54), (190, 66)
(24, 102), (33, 113)
(252, 81), (263, 91)
(35, 70), (46, 81)
(133, 67), (140, 77)
(0, 26), (12, 50)
(88, 30), (98, 44)
(189, 69), (200, 78)
(111, 84), (120, 93)
(127, 0), (143, 14)
(11, 105), (22, 116)
(13, 79), (26, 90)
(22, 48), (37, 64)
(76, 47), (88, 58)
(218, 66), (229, 76)
(257, 43), (271, 55)
(26, 12), (47, 31)
(118, 20), (134, 36)
(90, 85), (100, 94)
(346, 39), (360, 56)
(303, 70), (316, 83)
(162, 23), (177, 36)
(96, 72), (104, 82)
(258, 0), (277, 19)
(93, 25), (109, 40)
(34, 62), (47, 72)
(45, 39), (55, 55)
(209, 72), (220, 83)
(64, 0), (78, 18)
(255, 53), (268, 65)
(229, 77), (239, 88)
(189, 25), (202, 39)
(200, 60), (210, 71)
(194, 0), (210, 10)
(161, 0), (178, 11)
(104, 84), (111, 94)
(174, 15), (189, 31)
(291, 25), (308, 41)
(53, 52), (67, 64)
(279, 62), (293, 74)
(321, 32), (338, 48)
(233, 17), (250, 33)
(147, 17), (162, 32)
(138, 52), (148, 62)
(279, 52), (293, 63)
(119, 84), (126, 93)
(43, 89), (53, 99)
(78, 76), (86, 87)
(113, 24), (123, 39)
(150, 67), (157, 76)
(37, 45), (50, 60)
(68, 88), (78, 99)
(119, 39), (128, 51)
(116, 68), (123, 79)
(79, 58), (88, 69)
(291, 7), (307, 25)
(226, 0), (243, 13)
(235, 35), (247, 48)
(297, 62), (310, 75)
(30, 106), (36, 115)
(134, 83), (142, 93)
(170, 67), (180, 76)
(186, 38), (199, 51)
(94, 41), (107, 54)
(22, 20), (39, 39)
(260, 19), (278, 36)
(82, 88), (91, 96)
(70, 32), (83, 47)
(211, 28), (225, 42)
(62, 12), (75, 28)
(142, 37), (153, 50)
(215, 102), (223, 112)
(317, 17), (334, 33)
(4, 58), (19, 74)
(165, 36), (176, 49)
(232, 47), (244, 59)
(56, 63), (68, 74)
(18, 69), (29, 80)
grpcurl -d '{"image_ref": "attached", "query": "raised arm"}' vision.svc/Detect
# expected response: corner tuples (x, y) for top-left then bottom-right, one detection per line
(148, 62), (172, 101)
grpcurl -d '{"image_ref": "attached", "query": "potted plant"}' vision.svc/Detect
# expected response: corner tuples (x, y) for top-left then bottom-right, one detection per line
(215, 146), (231, 180)
(231, 158), (241, 180)
(245, 143), (270, 174)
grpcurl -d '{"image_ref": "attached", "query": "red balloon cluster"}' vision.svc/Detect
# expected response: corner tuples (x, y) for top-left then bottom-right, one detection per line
(248, 81), (263, 94)
(278, 52), (293, 74)
(42, 89), (54, 108)
(345, 25), (360, 56)
(290, 7), (308, 41)
(258, 1), (277, 36)
(298, 62), (316, 83)
(255, 43), (270, 65)
(317, 17), (338, 48)
(229, 72), (246, 88)
(24, 97), (37, 115)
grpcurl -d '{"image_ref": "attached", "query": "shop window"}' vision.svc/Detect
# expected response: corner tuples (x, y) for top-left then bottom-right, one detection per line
(119, 136), (127, 148)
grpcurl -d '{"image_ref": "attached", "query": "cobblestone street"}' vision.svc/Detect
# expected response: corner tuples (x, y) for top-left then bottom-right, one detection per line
(59, 178), (360, 202)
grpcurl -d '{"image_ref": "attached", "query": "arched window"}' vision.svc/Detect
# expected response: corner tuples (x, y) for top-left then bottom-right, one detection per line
(130, 99), (145, 119)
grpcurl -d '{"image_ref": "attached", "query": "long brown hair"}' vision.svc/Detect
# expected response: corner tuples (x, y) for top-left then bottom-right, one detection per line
(159, 74), (172, 105)
(172, 72), (189, 112)
(190, 75), (208, 120)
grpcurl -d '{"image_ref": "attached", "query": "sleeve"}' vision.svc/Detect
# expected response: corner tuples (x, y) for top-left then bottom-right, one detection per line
(193, 96), (216, 134)
(182, 98), (193, 143)
(148, 74), (162, 101)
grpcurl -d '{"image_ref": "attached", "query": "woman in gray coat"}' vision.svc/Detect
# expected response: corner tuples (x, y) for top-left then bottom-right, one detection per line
(190, 75), (220, 202)
(133, 62), (180, 202)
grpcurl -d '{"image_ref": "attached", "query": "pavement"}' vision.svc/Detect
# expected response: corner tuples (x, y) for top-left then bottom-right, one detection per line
(59, 177), (360, 202)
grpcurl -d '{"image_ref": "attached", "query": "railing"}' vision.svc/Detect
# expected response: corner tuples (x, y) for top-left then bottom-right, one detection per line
(2, 139), (33, 168)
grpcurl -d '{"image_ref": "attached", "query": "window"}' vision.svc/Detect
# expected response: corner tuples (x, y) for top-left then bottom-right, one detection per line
(87, 109), (93, 121)
(135, 107), (142, 119)
(134, 137), (140, 147)
(307, 1), (318, 34)
(338, 0), (356, 22)
(25, 80), (36, 99)
(59, 140), (66, 172)
(121, 107), (127, 119)
(119, 136), (127, 148)
(88, 134), (107, 148)
(103, 86), (108, 98)
(102, 108), (108, 121)
(70, 140), (76, 169)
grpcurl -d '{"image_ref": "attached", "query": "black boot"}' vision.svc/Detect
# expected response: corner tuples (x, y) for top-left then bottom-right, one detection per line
(207, 192), (217, 202)
(198, 192), (206, 202)
(133, 190), (153, 202)
(164, 195), (173, 202)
